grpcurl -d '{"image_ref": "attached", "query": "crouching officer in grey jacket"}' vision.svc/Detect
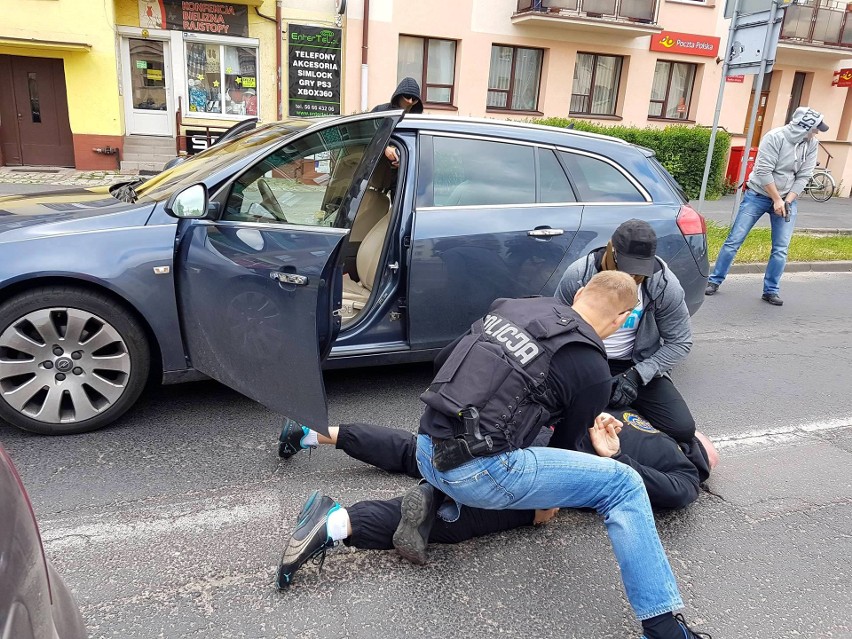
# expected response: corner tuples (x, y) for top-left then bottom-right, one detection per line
(557, 219), (696, 443)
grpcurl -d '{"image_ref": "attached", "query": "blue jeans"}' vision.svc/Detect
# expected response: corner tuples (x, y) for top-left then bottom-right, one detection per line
(416, 435), (683, 620)
(709, 189), (797, 295)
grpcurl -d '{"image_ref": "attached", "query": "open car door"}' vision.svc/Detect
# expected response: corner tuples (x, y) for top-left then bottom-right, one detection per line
(174, 113), (402, 434)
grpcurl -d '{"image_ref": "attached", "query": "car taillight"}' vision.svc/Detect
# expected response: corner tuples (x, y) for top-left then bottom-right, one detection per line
(677, 204), (706, 236)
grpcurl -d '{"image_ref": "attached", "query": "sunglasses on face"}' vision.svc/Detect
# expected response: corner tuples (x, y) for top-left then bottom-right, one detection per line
(401, 94), (417, 101)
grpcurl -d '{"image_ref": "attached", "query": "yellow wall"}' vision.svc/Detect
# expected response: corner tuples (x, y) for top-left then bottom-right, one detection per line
(0, 0), (122, 136)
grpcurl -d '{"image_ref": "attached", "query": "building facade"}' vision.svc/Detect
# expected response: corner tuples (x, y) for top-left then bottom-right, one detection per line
(343, 0), (852, 195)
(1, 0), (850, 194)
(0, 0), (339, 171)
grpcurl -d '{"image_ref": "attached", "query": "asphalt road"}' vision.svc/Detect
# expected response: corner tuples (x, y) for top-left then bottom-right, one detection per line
(2, 273), (851, 639)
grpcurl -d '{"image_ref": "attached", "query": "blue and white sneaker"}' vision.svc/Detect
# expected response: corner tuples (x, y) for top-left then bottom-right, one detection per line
(275, 490), (340, 589)
(278, 417), (316, 459)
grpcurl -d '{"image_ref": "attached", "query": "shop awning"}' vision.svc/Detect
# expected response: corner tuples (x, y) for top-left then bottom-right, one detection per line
(0, 36), (92, 52)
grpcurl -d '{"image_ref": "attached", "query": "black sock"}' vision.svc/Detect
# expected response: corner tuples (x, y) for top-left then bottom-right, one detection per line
(641, 612), (682, 639)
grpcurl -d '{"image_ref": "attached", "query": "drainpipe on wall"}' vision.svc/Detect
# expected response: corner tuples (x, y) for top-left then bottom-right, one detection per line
(361, 0), (369, 112)
(277, 0), (283, 120)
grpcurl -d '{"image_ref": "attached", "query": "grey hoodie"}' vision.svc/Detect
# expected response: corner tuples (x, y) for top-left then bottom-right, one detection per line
(747, 107), (823, 198)
(555, 248), (693, 384)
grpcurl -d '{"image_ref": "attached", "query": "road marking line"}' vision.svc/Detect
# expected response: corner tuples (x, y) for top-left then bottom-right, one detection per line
(711, 418), (851, 451)
(41, 495), (280, 550)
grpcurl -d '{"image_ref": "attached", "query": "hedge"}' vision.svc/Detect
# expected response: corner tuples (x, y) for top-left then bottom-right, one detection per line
(533, 117), (732, 201)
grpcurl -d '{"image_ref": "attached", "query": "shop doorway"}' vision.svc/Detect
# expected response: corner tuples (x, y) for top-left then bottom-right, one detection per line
(121, 38), (173, 136)
(0, 55), (74, 167)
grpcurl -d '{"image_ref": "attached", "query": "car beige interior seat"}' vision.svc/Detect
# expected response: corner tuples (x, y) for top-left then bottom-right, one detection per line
(341, 211), (391, 321)
(349, 189), (390, 243)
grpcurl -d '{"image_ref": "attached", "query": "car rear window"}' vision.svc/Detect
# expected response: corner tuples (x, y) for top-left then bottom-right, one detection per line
(648, 156), (689, 202)
(558, 152), (646, 203)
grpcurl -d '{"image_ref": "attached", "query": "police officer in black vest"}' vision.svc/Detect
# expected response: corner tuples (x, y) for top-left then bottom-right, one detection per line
(277, 271), (710, 639)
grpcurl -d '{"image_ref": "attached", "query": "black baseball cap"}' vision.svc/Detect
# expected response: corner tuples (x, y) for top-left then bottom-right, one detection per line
(611, 219), (657, 277)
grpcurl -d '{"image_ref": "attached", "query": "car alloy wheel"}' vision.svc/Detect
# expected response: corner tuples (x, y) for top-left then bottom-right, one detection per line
(0, 307), (132, 425)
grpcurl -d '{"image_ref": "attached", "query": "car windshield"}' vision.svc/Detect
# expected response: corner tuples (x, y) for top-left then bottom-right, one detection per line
(133, 120), (313, 202)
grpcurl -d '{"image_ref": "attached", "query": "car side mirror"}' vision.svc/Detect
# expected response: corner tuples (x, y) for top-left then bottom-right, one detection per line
(165, 184), (209, 219)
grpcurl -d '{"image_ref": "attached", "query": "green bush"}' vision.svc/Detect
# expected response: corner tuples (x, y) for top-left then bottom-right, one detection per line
(532, 118), (731, 200)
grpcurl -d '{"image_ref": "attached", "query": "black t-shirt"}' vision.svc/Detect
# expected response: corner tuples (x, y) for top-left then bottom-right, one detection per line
(544, 342), (613, 452)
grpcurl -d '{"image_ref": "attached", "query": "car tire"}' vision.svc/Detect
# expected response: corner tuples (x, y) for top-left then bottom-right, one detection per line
(0, 287), (150, 435)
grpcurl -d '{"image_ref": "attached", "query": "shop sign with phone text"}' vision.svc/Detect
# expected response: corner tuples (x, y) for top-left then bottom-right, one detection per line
(288, 24), (342, 117)
(650, 31), (720, 58)
(139, 0), (249, 37)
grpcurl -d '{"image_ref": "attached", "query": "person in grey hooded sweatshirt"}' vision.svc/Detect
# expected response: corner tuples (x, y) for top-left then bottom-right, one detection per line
(705, 106), (829, 306)
(556, 219), (695, 444)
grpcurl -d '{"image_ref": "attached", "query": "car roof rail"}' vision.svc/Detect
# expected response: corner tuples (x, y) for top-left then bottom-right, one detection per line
(402, 114), (629, 146)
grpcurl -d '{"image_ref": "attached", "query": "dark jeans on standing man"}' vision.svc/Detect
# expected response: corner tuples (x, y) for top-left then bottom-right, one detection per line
(608, 360), (696, 443)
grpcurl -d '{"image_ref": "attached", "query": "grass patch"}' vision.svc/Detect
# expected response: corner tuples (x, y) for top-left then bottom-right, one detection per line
(707, 221), (852, 263)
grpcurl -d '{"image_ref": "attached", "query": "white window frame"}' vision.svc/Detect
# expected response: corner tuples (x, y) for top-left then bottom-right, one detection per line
(180, 32), (261, 122)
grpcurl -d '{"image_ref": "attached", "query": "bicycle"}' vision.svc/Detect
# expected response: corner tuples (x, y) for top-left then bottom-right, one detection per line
(804, 166), (836, 202)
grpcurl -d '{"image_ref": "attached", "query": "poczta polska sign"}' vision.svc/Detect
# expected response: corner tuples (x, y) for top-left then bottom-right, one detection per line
(288, 25), (342, 117)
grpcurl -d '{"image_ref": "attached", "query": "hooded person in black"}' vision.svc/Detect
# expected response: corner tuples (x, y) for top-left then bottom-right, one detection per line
(371, 77), (423, 168)
(371, 76), (424, 114)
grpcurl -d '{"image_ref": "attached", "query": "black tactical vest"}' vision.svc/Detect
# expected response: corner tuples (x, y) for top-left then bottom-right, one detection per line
(420, 297), (606, 455)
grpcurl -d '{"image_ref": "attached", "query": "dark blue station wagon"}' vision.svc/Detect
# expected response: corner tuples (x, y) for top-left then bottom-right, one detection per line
(0, 112), (708, 435)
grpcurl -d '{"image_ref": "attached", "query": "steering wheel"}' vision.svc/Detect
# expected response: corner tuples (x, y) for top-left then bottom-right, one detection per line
(257, 179), (288, 222)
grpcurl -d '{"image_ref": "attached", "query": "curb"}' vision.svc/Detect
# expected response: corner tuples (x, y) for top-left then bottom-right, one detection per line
(725, 261), (852, 274)
(797, 228), (852, 236)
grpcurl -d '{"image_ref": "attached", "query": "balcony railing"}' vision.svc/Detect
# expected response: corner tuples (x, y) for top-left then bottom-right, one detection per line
(780, 0), (852, 48)
(516, 0), (658, 25)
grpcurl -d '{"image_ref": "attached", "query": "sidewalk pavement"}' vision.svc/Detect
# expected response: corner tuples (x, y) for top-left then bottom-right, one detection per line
(0, 167), (128, 195)
(698, 192), (850, 232)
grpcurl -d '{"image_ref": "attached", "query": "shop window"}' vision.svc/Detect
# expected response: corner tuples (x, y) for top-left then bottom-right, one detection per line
(649, 61), (696, 120)
(570, 53), (623, 116)
(186, 43), (258, 117)
(487, 45), (544, 112)
(397, 36), (457, 105)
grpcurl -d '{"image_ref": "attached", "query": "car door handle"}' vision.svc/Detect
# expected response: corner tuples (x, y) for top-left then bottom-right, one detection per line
(270, 272), (308, 286)
(527, 228), (564, 237)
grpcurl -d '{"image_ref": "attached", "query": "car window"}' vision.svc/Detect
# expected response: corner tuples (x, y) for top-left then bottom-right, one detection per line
(223, 120), (382, 227)
(539, 148), (576, 203)
(135, 123), (305, 202)
(558, 151), (646, 203)
(432, 136), (535, 207)
(649, 156), (688, 202)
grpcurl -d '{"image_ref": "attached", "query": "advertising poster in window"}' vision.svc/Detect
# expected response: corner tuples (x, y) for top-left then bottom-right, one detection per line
(288, 24), (342, 117)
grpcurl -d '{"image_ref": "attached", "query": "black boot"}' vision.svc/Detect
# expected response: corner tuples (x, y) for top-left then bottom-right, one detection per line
(392, 483), (437, 565)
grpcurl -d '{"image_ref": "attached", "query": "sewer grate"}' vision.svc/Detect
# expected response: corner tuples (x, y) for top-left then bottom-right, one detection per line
(9, 168), (62, 174)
